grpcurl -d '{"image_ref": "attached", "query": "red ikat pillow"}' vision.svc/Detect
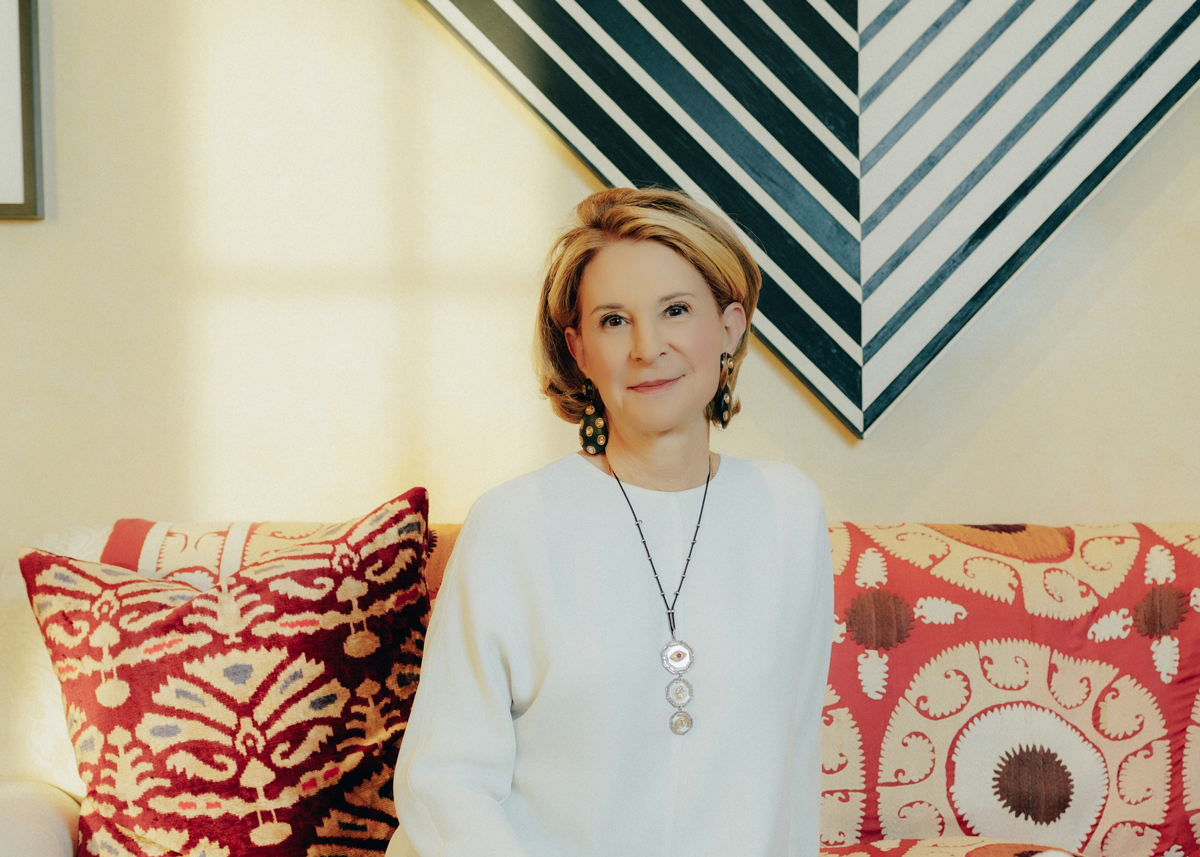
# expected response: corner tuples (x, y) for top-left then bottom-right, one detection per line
(96, 516), (461, 600)
(20, 488), (431, 857)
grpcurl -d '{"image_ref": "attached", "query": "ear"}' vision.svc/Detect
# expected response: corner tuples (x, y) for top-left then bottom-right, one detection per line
(564, 325), (588, 378)
(721, 302), (747, 354)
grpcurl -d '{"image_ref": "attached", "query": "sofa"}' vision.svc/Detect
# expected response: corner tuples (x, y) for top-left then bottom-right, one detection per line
(2, 493), (1197, 857)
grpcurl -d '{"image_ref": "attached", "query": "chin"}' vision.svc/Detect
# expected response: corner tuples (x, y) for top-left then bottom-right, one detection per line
(621, 410), (710, 438)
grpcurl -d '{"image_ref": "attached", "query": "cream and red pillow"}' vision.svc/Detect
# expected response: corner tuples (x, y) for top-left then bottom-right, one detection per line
(819, 838), (1086, 856)
(821, 523), (1200, 857)
(95, 516), (461, 599)
(20, 488), (432, 857)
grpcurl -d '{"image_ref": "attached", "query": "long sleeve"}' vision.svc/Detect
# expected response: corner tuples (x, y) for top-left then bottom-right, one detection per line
(388, 499), (531, 857)
(790, 497), (835, 856)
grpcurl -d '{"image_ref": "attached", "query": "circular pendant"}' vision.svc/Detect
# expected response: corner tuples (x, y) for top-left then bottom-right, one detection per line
(661, 640), (693, 675)
(665, 677), (693, 708)
(669, 709), (693, 735)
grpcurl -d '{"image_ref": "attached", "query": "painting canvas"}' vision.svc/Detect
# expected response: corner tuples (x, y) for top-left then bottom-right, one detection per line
(0, 0), (41, 220)
(418, 0), (1200, 435)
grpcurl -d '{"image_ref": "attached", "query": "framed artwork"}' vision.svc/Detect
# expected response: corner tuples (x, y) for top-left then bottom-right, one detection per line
(0, 0), (41, 220)
(419, 0), (1200, 435)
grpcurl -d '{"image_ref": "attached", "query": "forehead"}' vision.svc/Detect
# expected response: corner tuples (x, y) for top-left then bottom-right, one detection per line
(579, 240), (710, 307)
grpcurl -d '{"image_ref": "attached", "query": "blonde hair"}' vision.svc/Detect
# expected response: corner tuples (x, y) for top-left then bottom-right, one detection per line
(536, 187), (760, 427)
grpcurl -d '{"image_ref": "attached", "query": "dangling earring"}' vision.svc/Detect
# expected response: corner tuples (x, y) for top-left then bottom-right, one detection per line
(579, 379), (608, 455)
(714, 353), (733, 429)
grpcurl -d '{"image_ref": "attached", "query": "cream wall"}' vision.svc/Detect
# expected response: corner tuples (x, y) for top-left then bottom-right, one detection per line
(1, 1), (1197, 566)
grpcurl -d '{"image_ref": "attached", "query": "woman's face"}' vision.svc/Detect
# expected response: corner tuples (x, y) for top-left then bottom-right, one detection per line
(564, 239), (746, 446)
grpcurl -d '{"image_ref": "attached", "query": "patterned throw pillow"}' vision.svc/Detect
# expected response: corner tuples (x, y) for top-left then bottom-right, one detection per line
(820, 522), (1200, 857)
(96, 516), (461, 600)
(819, 837), (1086, 856)
(19, 488), (431, 857)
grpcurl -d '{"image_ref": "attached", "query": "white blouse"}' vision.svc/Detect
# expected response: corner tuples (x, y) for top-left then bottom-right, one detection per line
(388, 453), (833, 857)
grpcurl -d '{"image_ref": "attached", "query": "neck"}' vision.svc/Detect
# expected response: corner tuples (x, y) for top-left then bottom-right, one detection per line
(594, 422), (714, 491)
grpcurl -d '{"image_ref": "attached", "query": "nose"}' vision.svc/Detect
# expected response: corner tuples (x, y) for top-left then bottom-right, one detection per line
(630, 320), (667, 363)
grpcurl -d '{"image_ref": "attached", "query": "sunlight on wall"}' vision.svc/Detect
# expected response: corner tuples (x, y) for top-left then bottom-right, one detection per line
(7, 0), (1192, 571)
(185, 291), (575, 524)
(187, 294), (406, 520)
(403, 292), (577, 522)
(399, 32), (595, 288)
(176, 0), (591, 525)
(182, 3), (394, 271)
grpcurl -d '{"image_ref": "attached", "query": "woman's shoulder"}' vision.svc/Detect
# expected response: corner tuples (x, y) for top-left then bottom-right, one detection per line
(462, 454), (595, 527)
(440, 457), (585, 588)
(719, 455), (824, 506)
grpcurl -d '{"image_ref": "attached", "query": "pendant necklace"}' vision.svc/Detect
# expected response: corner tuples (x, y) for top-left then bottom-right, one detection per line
(610, 454), (712, 735)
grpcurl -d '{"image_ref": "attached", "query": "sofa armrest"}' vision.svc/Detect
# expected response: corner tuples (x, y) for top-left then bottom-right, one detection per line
(0, 781), (78, 857)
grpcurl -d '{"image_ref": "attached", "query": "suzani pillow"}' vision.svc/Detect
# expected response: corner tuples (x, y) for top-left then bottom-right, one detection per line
(820, 522), (1200, 857)
(19, 488), (431, 857)
(819, 838), (1086, 856)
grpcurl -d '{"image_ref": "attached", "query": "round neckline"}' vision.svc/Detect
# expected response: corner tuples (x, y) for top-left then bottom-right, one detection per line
(569, 450), (728, 497)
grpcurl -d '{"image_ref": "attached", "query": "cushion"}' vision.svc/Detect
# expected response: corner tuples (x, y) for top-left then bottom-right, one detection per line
(20, 488), (431, 857)
(820, 522), (1200, 857)
(819, 838), (1086, 856)
(0, 780), (80, 857)
(96, 517), (462, 599)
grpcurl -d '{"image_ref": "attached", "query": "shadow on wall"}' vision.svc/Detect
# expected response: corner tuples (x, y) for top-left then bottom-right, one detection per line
(0, 0), (606, 568)
(175, 0), (601, 522)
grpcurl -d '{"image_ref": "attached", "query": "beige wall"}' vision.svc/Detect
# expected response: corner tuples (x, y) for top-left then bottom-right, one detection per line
(1, 1), (1197, 565)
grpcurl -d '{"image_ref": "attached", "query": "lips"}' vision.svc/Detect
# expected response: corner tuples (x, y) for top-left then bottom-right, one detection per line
(629, 377), (680, 392)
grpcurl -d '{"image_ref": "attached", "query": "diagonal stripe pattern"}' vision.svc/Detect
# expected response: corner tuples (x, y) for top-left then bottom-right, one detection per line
(422, 0), (1200, 436)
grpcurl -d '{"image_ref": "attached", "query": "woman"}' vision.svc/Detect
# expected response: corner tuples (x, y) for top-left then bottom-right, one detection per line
(388, 187), (833, 856)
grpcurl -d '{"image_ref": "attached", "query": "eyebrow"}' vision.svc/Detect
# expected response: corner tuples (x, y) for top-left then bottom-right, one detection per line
(586, 292), (697, 316)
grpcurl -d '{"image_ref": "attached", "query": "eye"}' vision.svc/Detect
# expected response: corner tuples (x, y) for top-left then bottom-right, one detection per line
(600, 313), (626, 328)
(664, 302), (690, 317)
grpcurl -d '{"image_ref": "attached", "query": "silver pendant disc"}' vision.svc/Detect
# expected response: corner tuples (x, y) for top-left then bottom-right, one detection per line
(666, 677), (693, 708)
(669, 709), (693, 735)
(661, 640), (693, 675)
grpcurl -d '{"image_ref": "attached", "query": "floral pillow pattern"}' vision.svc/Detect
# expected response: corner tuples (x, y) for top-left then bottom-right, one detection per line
(819, 837), (1086, 856)
(820, 523), (1200, 857)
(20, 488), (431, 857)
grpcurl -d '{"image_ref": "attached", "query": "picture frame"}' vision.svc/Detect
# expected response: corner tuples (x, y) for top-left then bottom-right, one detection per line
(0, 0), (41, 219)
(421, 0), (1200, 435)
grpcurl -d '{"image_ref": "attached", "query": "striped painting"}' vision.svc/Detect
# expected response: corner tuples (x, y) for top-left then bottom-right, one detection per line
(422, 0), (1200, 436)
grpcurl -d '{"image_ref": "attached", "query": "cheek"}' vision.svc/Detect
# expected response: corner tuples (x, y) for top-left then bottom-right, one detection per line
(585, 336), (625, 383)
(690, 329), (726, 367)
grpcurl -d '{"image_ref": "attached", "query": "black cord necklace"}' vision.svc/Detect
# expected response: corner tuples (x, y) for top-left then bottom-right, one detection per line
(610, 454), (713, 735)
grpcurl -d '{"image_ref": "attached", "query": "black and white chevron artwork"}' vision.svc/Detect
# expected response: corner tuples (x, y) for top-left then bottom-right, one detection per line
(422, 0), (1200, 436)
